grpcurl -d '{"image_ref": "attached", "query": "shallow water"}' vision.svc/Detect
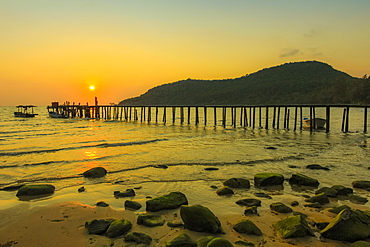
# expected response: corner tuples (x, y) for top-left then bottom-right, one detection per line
(0, 106), (369, 209)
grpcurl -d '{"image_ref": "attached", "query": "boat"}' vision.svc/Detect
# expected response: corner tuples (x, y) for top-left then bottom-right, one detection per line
(14, 105), (38, 117)
(48, 111), (68, 118)
(303, 117), (326, 129)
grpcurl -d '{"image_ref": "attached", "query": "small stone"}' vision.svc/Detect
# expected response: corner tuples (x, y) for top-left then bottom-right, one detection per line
(114, 189), (135, 197)
(167, 221), (184, 228)
(265, 146), (277, 149)
(85, 219), (114, 235)
(289, 173), (319, 187)
(124, 232), (152, 245)
(304, 193), (329, 205)
(165, 233), (196, 247)
(270, 202), (293, 213)
(83, 167), (107, 178)
(154, 164), (168, 169)
(106, 219), (132, 238)
(306, 164), (330, 170)
(349, 195), (368, 204)
(315, 187), (338, 197)
(124, 200), (142, 210)
(303, 202), (322, 208)
(234, 240), (255, 246)
(78, 186), (85, 193)
(244, 206), (259, 216)
(223, 178), (250, 189)
(331, 185), (353, 195)
(216, 186), (234, 196)
(290, 201), (299, 206)
(233, 219), (262, 236)
(236, 198), (261, 207)
(96, 201), (109, 207)
(146, 191), (188, 212)
(254, 192), (272, 199)
(16, 184), (55, 198)
(204, 167), (219, 171)
(352, 180), (370, 190)
(254, 173), (284, 187)
(137, 214), (164, 227)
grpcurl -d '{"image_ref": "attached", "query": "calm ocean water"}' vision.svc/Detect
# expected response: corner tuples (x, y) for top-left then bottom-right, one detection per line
(0, 106), (369, 200)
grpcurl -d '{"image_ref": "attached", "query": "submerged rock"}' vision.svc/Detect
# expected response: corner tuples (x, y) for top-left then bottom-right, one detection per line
(289, 174), (319, 187)
(137, 214), (164, 227)
(306, 164), (330, 170)
(83, 167), (107, 178)
(114, 189), (135, 197)
(180, 204), (222, 233)
(331, 185), (353, 195)
(304, 193), (329, 205)
(254, 173), (284, 187)
(349, 195), (368, 204)
(223, 178), (250, 189)
(106, 219), (132, 238)
(233, 219), (262, 236)
(352, 181), (370, 190)
(273, 215), (314, 239)
(124, 232), (152, 245)
(16, 184), (55, 197)
(321, 209), (370, 242)
(236, 198), (262, 207)
(165, 233), (196, 247)
(270, 202), (293, 213)
(146, 191), (188, 212)
(315, 187), (338, 197)
(216, 186), (234, 196)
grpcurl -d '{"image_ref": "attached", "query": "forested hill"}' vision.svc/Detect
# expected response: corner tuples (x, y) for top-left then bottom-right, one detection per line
(119, 61), (369, 106)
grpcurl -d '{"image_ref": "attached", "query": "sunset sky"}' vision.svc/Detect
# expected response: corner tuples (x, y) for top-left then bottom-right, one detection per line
(1, 0), (369, 106)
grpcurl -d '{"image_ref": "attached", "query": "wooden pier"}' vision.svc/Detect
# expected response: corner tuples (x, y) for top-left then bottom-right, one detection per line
(47, 104), (370, 133)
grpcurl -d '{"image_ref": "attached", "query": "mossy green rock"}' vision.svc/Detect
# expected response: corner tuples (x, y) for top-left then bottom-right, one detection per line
(233, 219), (262, 236)
(216, 186), (234, 196)
(146, 191), (188, 212)
(197, 236), (215, 247)
(273, 215), (314, 239)
(85, 219), (114, 235)
(180, 204), (222, 233)
(352, 180), (370, 189)
(235, 198), (261, 207)
(304, 193), (329, 205)
(349, 195), (368, 204)
(315, 187), (338, 197)
(16, 184), (55, 197)
(124, 232), (152, 245)
(331, 185), (353, 195)
(207, 238), (234, 247)
(165, 233), (196, 247)
(351, 241), (370, 247)
(83, 167), (107, 178)
(270, 202), (293, 213)
(106, 219), (132, 238)
(289, 173), (319, 187)
(137, 214), (165, 227)
(223, 178), (250, 189)
(329, 205), (351, 214)
(321, 209), (370, 242)
(254, 173), (284, 187)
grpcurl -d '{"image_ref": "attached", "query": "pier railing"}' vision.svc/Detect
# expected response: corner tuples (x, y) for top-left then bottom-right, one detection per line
(47, 104), (370, 133)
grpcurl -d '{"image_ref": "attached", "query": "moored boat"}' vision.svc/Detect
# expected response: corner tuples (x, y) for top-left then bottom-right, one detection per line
(303, 117), (326, 129)
(14, 105), (38, 117)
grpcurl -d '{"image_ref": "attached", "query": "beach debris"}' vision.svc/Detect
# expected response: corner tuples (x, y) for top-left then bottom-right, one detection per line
(273, 215), (314, 239)
(244, 206), (259, 216)
(216, 186), (234, 196)
(16, 184), (55, 198)
(223, 178), (250, 189)
(180, 204), (222, 233)
(77, 186), (85, 193)
(331, 185), (353, 195)
(329, 205), (351, 214)
(315, 187), (338, 197)
(83, 167), (107, 178)
(205, 238), (234, 247)
(289, 173), (319, 187)
(137, 214), (165, 227)
(352, 180), (370, 190)
(106, 219), (132, 238)
(146, 191), (188, 212)
(236, 198), (262, 207)
(114, 189), (135, 198)
(306, 164), (330, 170)
(304, 193), (329, 205)
(270, 202), (293, 214)
(233, 219), (262, 236)
(254, 173), (284, 187)
(321, 208), (370, 242)
(204, 167), (219, 171)
(96, 201), (109, 207)
(349, 195), (368, 204)
(124, 232), (152, 245)
(124, 200), (142, 210)
(165, 233), (196, 247)
(85, 219), (114, 235)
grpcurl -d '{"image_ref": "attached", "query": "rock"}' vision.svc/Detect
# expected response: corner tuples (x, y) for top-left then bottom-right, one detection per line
(321, 209), (370, 242)
(306, 164), (330, 170)
(223, 178), (250, 189)
(265, 146), (277, 149)
(351, 241), (370, 247)
(114, 189), (135, 197)
(83, 167), (107, 178)
(244, 206), (259, 216)
(331, 185), (353, 195)
(234, 240), (255, 246)
(154, 164), (168, 169)
(352, 180), (370, 190)
(146, 191), (188, 212)
(197, 236), (215, 247)
(329, 205), (351, 214)
(180, 204), (222, 233)
(349, 195), (368, 204)
(216, 186), (234, 196)
(167, 221), (184, 228)
(124, 200), (142, 210)
(270, 202), (293, 213)
(254, 173), (284, 187)
(124, 232), (152, 245)
(233, 219), (262, 236)
(315, 187), (338, 197)
(204, 167), (219, 171)
(207, 238), (234, 247)
(236, 198), (261, 207)
(16, 184), (55, 197)
(165, 233), (196, 247)
(273, 215), (314, 239)
(288, 165), (299, 168)
(96, 201), (109, 207)
(304, 193), (329, 205)
(85, 219), (114, 235)
(253, 192), (272, 199)
(289, 173), (319, 187)
(78, 186), (85, 193)
(290, 201), (299, 206)
(293, 211), (308, 218)
(303, 202), (322, 208)
(1, 184), (25, 191)
(106, 219), (132, 238)
(137, 214), (164, 227)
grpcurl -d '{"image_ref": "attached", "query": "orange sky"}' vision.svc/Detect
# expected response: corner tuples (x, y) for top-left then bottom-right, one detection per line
(1, 0), (369, 106)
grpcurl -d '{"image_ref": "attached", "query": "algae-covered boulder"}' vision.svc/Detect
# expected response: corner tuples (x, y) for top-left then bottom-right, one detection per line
(321, 209), (370, 242)
(254, 173), (284, 187)
(165, 233), (196, 247)
(180, 204), (222, 233)
(223, 178), (250, 189)
(85, 219), (114, 235)
(233, 219), (262, 236)
(83, 167), (107, 178)
(270, 202), (293, 213)
(315, 187), (338, 197)
(207, 238), (234, 247)
(146, 191), (188, 212)
(236, 198), (261, 207)
(331, 185), (353, 195)
(124, 232), (152, 245)
(106, 219), (132, 238)
(352, 180), (370, 190)
(16, 184), (55, 197)
(216, 186), (234, 196)
(304, 193), (329, 205)
(273, 215), (314, 239)
(137, 214), (164, 227)
(349, 195), (368, 204)
(289, 174), (319, 187)
(197, 236), (215, 247)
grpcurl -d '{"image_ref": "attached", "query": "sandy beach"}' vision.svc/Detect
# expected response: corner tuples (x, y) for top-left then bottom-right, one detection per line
(0, 179), (369, 247)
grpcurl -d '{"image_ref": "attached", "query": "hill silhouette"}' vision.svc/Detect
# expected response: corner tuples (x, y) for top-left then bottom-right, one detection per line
(119, 61), (368, 106)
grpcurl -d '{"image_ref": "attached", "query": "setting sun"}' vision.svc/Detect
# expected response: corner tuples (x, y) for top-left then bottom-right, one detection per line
(89, 85), (96, 91)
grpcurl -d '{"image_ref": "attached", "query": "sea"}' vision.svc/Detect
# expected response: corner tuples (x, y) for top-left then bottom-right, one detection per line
(0, 105), (369, 211)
